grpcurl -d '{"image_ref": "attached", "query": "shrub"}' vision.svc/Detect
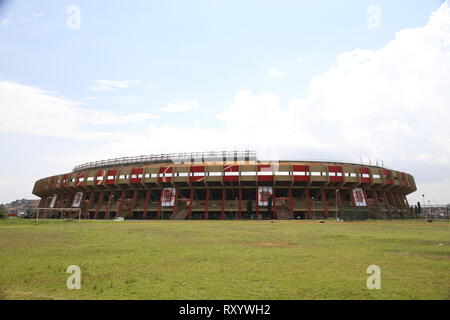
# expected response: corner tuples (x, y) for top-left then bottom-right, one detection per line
(0, 205), (7, 219)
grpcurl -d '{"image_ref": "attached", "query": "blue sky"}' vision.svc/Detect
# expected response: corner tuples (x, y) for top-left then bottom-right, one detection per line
(1, 1), (442, 103)
(0, 0), (449, 204)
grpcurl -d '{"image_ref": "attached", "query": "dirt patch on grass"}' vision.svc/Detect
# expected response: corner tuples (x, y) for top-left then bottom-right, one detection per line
(233, 241), (297, 248)
(258, 242), (293, 247)
(386, 250), (450, 261)
(1, 288), (68, 300)
(378, 239), (450, 246)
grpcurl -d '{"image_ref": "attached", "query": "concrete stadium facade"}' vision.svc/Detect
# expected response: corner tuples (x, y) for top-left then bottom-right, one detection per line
(31, 151), (417, 220)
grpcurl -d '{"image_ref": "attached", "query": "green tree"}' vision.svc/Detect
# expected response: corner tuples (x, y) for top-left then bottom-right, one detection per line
(0, 204), (7, 219)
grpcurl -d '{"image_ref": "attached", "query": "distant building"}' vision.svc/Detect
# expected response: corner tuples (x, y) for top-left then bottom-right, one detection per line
(5, 199), (39, 217)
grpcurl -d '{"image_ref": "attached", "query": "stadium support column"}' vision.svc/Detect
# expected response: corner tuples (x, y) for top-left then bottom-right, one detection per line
(78, 194), (86, 219)
(399, 193), (408, 210)
(54, 195), (61, 212)
(157, 192), (162, 220)
(221, 188), (225, 220)
(130, 190), (138, 219)
(321, 188), (329, 218)
(362, 189), (371, 209)
(44, 196), (51, 208)
(373, 190), (381, 208)
(349, 189), (357, 207)
(382, 191), (391, 215)
(143, 190), (150, 219)
(337, 189), (343, 207)
(392, 192), (400, 210)
(94, 191), (104, 219)
(70, 193), (77, 206)
(388, 192), (398, 210)
(393, 192), (404, 216)
(305, 189), (312, 219)
(388, 192), (396, 209)
(117, 191), (125, 217)
(403, 194), (410, 211)
(255, 188), (260, 219)
(38, 198), (45, 209)
(289, 188), (294, 219)
(394, 192), (406, 211)
(172, 188), (179, 218)
(106, 192), (112, 219)
(37, 198), (45, 219)
(335, 189), (343, 218)
(86, 192), (95, 219)
(204, 188), (209, 220)
(362, 189), (371, 219)
(273, 193), (277, 219)
(63, 193), (71, 207)
(60, 194), (75, 217)
(238, 188), (242, 219)
(189, 189), (193, 220)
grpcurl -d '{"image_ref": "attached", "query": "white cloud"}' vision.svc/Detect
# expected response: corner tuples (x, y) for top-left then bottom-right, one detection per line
(0, 81), (158, 139)
(297, 57), (307, 63)
(376, 121), (412, 134)
(158, 99), (200, 113)
(81, 110), (158, 125)
(89, 80), (140, 91)
(144, 83), (159, 89)
(0, 12), (44, 27)
(217, 90), (301, 146)
(0, 173), (39, 204)
(416, 154), (449, 165)
(265, 68), (286, 78)
(115, 95), (139, 106)
(0, 17), (12, 26)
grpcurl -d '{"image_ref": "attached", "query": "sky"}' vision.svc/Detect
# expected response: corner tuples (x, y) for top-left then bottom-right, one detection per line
(0, 0), (449, 205)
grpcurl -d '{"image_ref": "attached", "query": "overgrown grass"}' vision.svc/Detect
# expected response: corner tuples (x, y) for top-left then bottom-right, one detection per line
(0, 219), (449, 300)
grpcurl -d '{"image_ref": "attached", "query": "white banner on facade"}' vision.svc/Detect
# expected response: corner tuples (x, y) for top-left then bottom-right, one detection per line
(352, 188), (367, 207)
(72, 192), (84, 208)
(161, 188), (176, 207)
(50, 194), (57, 208)
(258, 186), (273, 206)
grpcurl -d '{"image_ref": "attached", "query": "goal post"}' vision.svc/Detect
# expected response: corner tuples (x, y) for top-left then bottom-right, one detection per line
(35, 208), (82, 223)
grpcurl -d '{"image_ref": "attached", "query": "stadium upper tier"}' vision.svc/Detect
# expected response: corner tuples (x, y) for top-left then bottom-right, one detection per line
(72, 151), (258, 172)
(31, 151), (417, 220)
(33, 151), (416, 197)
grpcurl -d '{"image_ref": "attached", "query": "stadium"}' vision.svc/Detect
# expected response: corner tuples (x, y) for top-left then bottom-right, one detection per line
(31, 151), (417, 220)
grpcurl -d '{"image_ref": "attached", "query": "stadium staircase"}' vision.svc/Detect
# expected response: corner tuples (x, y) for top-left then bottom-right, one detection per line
(275, 199), (293, 219)
(115, 200), (132, 218)
(169, 206), (190, 220)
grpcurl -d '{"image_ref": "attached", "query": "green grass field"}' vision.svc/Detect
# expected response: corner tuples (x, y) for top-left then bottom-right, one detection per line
(0, 219), (449, 300)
